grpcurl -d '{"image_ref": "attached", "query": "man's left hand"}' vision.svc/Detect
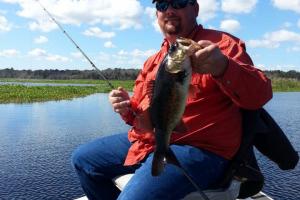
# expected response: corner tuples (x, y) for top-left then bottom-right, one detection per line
(191, 40), (228, 77)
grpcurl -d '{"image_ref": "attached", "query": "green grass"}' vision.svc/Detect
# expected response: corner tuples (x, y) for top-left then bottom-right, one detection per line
(0, 78), (134, 87)
(271, 78), (300, 92)
(0, 78), (299, 104)
(0, 85), (101, 103)
(0, 80), (134, 104)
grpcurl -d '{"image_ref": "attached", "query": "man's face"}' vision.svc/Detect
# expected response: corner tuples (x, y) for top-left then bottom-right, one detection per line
(156, 0), (199, 40)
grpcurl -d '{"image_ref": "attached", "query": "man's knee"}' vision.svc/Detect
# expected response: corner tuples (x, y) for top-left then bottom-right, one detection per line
(71, 145), (87, 171)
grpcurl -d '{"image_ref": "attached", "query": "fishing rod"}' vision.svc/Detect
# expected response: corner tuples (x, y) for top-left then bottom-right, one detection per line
(36, 2), (210, 199)
(35, 0), (114, 89)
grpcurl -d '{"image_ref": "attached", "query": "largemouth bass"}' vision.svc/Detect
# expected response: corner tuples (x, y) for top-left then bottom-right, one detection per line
(150, 38), (201, 176)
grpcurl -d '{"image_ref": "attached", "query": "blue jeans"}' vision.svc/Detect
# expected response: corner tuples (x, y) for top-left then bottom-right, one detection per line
(71, 133), (228, 200)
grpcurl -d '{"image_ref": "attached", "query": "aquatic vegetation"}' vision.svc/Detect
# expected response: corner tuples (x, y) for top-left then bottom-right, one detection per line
(0, 80), (134, 104)
(271, 78), (300, 92)
(0, 78), (299, 104)
(0, 85), (98, 103)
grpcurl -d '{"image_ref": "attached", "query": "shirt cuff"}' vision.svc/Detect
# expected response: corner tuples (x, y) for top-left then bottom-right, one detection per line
(120, 98), (138, 125)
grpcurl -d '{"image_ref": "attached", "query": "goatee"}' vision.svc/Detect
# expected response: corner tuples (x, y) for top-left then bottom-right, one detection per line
(164, 19), (181, 35)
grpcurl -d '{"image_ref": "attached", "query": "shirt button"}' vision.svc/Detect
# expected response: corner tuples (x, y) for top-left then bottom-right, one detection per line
(226, 80), (231, 85)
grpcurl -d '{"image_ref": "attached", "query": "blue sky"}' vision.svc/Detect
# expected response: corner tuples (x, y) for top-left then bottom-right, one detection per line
(0, 0), (300, 72)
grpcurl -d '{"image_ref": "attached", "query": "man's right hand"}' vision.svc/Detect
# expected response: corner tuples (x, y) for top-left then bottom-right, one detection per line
(108, 87), (131, 115)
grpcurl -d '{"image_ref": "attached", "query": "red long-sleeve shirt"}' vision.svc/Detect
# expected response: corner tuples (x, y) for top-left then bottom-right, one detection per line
(121, 25), (272, 166)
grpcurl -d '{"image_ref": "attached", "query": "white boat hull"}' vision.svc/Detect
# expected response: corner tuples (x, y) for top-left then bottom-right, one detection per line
(74, 174), (273, 200)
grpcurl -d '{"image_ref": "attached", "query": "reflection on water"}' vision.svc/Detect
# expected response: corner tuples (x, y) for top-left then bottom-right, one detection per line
(0, 93), (299, 199)
(0, 94), (129, 199)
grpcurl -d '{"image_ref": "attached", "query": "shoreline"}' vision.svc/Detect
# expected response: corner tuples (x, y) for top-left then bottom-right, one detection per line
(1, 78), (299, 104)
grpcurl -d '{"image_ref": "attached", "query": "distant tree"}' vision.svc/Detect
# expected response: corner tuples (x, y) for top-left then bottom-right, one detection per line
(0, 68), (141, 80)
(3, 68), (299, 81)
(264, 70), (300, 80)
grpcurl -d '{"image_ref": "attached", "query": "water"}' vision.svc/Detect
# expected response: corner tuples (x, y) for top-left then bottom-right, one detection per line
(258, 92), (300, 200)
(0, 93), (299, 200)
(0, 94), (129, 200)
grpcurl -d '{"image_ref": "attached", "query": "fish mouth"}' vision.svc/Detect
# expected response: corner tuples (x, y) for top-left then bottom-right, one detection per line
(166, 50), (186, 73)
(177, 37), (193, 47)
(165, 40), (188, 73)
(165, 38), (202, 74)
(177, 37), (202, 56)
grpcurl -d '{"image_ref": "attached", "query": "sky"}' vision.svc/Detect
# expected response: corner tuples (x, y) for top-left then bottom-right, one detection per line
(0, 0), (300, 72)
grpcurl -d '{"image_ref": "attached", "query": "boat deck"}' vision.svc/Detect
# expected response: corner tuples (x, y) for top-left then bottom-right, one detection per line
(75, 192), (273, 200)
(74, 174), (273, 200)
(75, 174), (273, 200)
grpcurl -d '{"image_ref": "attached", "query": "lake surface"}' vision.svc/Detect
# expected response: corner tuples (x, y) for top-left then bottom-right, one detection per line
(0, 93), (299, 200)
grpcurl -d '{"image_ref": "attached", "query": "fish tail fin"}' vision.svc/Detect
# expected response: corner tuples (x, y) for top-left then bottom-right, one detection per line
(151, 151), (165, 176)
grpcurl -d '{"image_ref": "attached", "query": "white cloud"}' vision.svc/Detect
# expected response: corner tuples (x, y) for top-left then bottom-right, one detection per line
(197, 0), (219, 22)
(287, 46), (300, 52)
(132, 49), (156, 58)
(220, 19), (240, 33)
(97, 51), (111, 62)
(28, 48), (69, 62)
(248, 40), (279, 48)
(271, 0), (300, 13)
(29, 20), (57, 32)
(3, 0), (143, 32)
(248, 29), (300, 48)
(34, 35), (48, 44)
(0, 15), (12, 32)
(0, 0), (20, 3)
(118, 49), (156, 58)
(94, 48), (157, 68)
(282, 22), (292, 28)
(117, 48), (157, 68)
(0, 49), (19, 57)
(83, 27), (115, 39)
(266, 29), (300, 42)
(46, 54), (69, 62)
(104, 41), (115, 48)
(70, 52), (83, 59)
(145, 6), (161, 33)
(221, 0), (257, 13)
(145, 7), (156, 19)
(28, 48), (47, 57)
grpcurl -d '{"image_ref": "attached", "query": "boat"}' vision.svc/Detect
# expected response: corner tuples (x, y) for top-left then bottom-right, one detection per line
(74, 173), (273, 200)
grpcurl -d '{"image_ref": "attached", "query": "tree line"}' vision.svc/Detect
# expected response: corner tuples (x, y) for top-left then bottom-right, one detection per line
(0, 68), (300, 80)
(0, 68), (140, 80)
(263, 70), (300, 80)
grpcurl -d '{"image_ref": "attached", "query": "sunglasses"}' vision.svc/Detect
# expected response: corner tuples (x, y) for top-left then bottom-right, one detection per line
(156, 0), (196, 12)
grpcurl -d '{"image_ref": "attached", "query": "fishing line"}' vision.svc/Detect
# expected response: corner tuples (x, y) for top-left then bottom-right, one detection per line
(167, 149), (210, 200)
(36, 2), (209, 199)
(35, 0), (114, 89)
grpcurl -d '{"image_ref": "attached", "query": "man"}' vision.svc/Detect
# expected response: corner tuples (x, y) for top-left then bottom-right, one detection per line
(72, 0), (272, 199)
